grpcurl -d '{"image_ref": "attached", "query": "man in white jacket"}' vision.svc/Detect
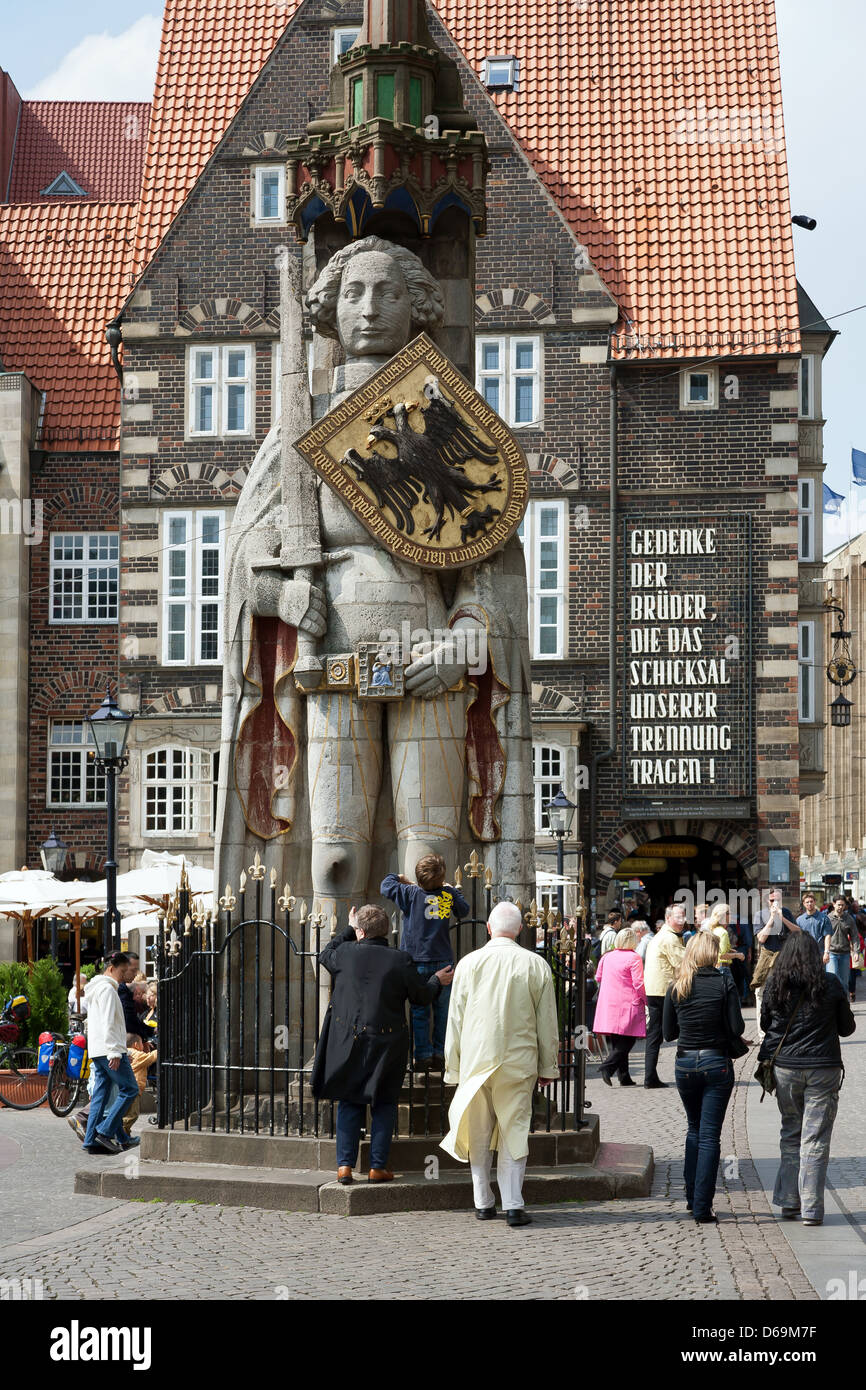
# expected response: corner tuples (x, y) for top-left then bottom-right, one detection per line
(441, 902), (560, 1227)
(82, 953), (139, 1155)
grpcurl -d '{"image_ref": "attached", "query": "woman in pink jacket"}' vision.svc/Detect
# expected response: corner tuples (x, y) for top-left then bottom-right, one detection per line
(594, 927), (647, 1086)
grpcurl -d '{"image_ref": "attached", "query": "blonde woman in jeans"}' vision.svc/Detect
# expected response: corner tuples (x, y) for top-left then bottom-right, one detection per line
(663, 932), (745, 1223)
(759, 932), (855, 1225)
(705, 903), (745, 984)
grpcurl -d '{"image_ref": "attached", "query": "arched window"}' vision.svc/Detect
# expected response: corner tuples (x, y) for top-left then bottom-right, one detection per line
(531, 743), (565, 833)
(143, 747), (217, 835)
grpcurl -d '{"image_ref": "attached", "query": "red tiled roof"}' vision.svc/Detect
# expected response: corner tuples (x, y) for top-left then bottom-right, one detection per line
(8, 101), (150, 203)
(0, 201), (137, 449)
(132, 0), (300, 275)
(132, 0), (800, 358)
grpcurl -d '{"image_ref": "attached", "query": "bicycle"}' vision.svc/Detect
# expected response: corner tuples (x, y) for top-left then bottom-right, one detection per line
(46, 1020), (90, 1118)
(0, 996), (48, 1110)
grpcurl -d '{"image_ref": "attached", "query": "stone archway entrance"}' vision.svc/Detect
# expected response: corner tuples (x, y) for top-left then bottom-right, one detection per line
(603, 820), (758, 922)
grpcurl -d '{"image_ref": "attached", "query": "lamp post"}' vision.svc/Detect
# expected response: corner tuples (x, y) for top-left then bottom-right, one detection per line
(40, 829), (68, 961)
(543, 786), (577, 920)
(87, 686), (133, 955)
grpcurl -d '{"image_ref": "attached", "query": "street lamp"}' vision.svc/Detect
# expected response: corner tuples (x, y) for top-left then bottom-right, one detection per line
(830, 693), (853, 729)
(543, 786), (577, 919)
(87, 686), (133, 954)
(40, 828), (68, 875)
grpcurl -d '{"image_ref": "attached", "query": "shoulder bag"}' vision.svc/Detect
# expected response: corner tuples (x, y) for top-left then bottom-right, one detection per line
(754, 993), (803, 1102)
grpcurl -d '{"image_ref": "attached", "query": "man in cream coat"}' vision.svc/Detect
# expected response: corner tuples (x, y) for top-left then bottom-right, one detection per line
(441, 902), (559, 1226)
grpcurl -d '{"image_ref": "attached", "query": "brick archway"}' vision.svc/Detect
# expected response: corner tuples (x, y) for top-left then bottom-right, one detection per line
(598, 818), (759, 903)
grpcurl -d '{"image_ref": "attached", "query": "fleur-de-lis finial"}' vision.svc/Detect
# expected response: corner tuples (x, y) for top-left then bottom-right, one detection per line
(464, 850), (480, 879)
(219, 883), (237, 912)
(278, 883), (296, 912)
(248, 852), (266, 882)
(524, 899), (540, 929)
(167, 928), (181, 957)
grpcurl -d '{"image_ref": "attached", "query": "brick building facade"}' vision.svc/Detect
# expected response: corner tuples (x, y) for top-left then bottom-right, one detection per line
(0, 0), (831, 959)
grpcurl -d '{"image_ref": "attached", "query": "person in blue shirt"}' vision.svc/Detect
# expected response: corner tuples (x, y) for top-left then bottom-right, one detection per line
(381, 853), (469, 1071)
(796, 892), (829, 946)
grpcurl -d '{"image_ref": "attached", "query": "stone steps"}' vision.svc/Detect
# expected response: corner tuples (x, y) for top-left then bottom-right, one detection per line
(138, 1117), (601, 1172)
(74, 1140), (652, 1215)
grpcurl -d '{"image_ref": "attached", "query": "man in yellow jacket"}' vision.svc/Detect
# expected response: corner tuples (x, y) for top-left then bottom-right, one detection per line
(642, 903), (687, 1088)
(441, 901), (559, 1227)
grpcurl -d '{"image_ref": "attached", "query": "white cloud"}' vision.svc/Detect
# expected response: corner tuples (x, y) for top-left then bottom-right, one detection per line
(26, 15), (161, 101)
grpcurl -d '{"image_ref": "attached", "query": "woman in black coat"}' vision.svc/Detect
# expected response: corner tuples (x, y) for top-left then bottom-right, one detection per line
(311, 903), (453, 1184)
(759, 931), (855, 1225)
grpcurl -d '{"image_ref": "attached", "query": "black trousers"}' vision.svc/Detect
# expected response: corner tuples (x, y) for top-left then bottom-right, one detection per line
(644, 995), (666, 1081)
(601, 1034), (637, 1079)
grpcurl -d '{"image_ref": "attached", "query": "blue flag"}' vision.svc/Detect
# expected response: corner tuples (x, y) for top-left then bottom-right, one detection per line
(853, 448), (866, 485)
(823, 483), (845, 516)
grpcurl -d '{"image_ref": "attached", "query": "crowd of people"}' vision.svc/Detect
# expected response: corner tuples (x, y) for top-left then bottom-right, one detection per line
(585, 890), (860, 1225)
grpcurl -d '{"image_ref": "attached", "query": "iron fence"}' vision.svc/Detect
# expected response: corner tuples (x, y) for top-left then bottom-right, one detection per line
(155, 853), (590, 1138)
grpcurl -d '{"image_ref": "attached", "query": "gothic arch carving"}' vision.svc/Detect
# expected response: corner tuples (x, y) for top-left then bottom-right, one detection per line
(526, 452), (580, 489)
(151, 463), (245, 498)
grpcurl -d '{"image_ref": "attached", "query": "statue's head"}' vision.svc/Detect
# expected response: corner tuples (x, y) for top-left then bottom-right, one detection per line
(306, 236), (444, 359)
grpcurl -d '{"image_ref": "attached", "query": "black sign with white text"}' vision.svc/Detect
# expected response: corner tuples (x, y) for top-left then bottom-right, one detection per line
(622, 512), (753, 815)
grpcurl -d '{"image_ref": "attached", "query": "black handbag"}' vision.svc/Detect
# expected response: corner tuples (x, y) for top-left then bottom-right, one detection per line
(721, 976), (749, 1058)
(754, 993), (803, 1101)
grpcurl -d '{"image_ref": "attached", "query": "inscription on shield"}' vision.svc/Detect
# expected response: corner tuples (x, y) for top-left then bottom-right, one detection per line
(294, 334), (529, 569)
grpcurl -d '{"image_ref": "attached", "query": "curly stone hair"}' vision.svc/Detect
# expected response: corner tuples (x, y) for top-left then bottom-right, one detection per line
(306, 235), (445, 341)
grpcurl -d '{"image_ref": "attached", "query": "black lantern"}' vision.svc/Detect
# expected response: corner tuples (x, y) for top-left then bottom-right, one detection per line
(40, 828), (68, 876)
(87, 686), (134, 954)
(830, 693), (853, 728)
(543, 786), (577, 838)
(87, 686), (133, 764)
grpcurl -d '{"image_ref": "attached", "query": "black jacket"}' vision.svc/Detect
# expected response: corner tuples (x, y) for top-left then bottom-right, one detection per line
(662, 967), (745, 1053)
(759, 973), (855, 1067)
(310, 925), (442, 1105)
(118, 982), (145, 1040)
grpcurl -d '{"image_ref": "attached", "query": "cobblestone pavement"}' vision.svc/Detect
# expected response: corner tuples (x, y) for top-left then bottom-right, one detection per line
(2, 1002), (861, 1301)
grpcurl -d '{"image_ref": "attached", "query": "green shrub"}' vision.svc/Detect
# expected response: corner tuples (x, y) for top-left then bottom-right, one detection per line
(0, 957), (68, 1049)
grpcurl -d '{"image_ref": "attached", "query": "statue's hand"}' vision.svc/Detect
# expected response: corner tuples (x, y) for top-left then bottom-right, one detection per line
(405, 636), (469, 698)
(250, 568), (327, 638)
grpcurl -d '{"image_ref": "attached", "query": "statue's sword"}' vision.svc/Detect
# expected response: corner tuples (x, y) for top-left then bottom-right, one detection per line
(275, 256), (323, 691)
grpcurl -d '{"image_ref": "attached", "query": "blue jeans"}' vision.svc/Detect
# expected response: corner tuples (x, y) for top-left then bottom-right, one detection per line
(411, 959), (451, 1061)
(336, 1100), (398, 1171)
(674, 1051), (735, 1219)
(826, 952), (851, 991)
(84, 1055), (138, 1147)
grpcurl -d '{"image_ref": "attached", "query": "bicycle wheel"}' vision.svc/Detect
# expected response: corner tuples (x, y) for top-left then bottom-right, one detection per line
(0, 1048), (48, 1110)
(47, 1050), (84, 1117)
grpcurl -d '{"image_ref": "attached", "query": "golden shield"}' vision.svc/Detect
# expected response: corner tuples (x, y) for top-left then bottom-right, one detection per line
(294, 334), (529, 570)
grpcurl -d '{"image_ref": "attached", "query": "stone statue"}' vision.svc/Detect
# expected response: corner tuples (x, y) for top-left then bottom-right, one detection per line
(215, 236), (533, 921)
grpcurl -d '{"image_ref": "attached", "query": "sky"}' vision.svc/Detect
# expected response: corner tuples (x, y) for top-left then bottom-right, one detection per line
(4, 0), (863, 552)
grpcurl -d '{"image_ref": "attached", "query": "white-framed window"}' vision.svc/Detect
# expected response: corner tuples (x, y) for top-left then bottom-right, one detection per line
(49, 533), (119, 623)
(143, 747), (217, 834)
(332, 26), (360, 63)
(679, 366), (718, 410)
(48, 720), (106, 807)
(798, 621), (815, 723)
(476, 335), (542, 427)
(798, 478), (816, 562)
(188, 345), (253, 438)
(163, 511), (225, 665)
(253, 164), (285, 225)
(518, 499), (566, 658)
(481, 56), (519, 91)
(532, 743), (565, 832)
(799, 354), (815, 419)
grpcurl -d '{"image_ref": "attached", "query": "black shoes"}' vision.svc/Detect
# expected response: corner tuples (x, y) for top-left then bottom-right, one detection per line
(802, 1217), (823, 1226)
(429, 1055), (445, 1072)
(506, 1209), (532, 1227)
(600, 1072), (613, 1087)
(619, 1075), (636, 1086)
(93, 1132), (123, 1155)
(694, 1212), (718, 1224)
(475, 1206), (497, 1220)
(644, 1077), (668, 1089)
(780, 1207), (800, 1220)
